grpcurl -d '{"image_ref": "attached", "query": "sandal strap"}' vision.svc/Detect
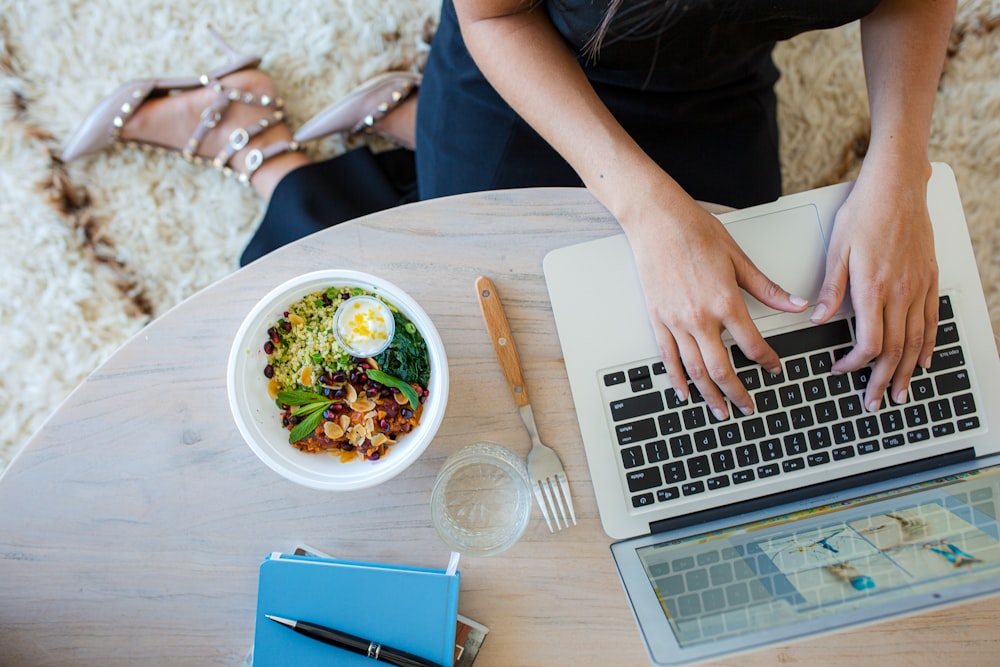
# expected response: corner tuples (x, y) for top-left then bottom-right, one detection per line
(239, 139), (299, 184)
(182, 80), (285, 161)
(211, 108), (286, 169)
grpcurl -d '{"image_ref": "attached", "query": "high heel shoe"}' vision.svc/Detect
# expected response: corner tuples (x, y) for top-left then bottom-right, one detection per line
(293, 71), (420, 143)
(60, 26), (299, 186)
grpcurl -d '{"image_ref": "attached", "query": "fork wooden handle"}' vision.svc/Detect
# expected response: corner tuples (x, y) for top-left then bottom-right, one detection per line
(476, 275), (530, 408)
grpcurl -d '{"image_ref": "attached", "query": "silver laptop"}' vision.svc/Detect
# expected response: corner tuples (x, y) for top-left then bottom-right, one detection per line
(543, 163), (1000, 663)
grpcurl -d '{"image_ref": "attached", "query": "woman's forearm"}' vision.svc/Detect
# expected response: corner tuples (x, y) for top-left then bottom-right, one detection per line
(454, 0), (690, 227)
(860, 0), (956, 171)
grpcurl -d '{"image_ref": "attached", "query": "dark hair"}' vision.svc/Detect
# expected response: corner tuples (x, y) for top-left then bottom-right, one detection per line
(583, 0), (682, 62)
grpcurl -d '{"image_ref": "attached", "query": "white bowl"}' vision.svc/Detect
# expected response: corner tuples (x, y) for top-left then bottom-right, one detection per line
(227, 270), (449, 490)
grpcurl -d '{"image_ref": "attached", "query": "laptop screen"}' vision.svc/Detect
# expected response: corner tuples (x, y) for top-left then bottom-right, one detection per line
(633, 463), (1000, 648)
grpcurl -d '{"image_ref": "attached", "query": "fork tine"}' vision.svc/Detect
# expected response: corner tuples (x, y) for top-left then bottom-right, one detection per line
(540, 478), (564, 530)
(556, 474), (577, 526)
(532, 482), (555, 532)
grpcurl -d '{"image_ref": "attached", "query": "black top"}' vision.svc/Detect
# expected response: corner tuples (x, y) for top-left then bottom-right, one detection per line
(547, 0), (882, 90)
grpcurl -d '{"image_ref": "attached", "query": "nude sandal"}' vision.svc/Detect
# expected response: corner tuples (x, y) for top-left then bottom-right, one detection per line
(60, 26), (299, 186)
(293, 71), (420, 143)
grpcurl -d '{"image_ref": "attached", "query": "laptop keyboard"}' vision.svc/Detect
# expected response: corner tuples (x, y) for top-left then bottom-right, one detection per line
(601, 295), (983, 511)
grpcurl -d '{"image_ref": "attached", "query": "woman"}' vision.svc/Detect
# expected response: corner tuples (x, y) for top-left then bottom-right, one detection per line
(61, 0), (956, 423)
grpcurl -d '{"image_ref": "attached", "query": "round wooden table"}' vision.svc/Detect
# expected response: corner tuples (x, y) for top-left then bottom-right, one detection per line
(0, 188), (996, 666)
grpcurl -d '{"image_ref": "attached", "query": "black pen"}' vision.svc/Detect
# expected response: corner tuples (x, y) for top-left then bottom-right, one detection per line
(266, 614), (444, 667)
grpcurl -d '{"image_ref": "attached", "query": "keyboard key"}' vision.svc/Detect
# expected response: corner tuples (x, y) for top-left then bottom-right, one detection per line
(907, 428), (930, 444)
(814, 401), (838, 424)
(856, 415), (880, 439)
(838, 395), (864, 418)
(683, 407), (708, 430)
(707, 475), (731, 490)
(808, 427), (832, 450)
(832, 421), (856, 444)
(911, 378), (934, 402)
(688, 455), (711, 478)
(757, 463), (780, 478)
(632, 493), (654, 507)
(762, 370), (785, 387)
(658, 412), (682, 435)
(645, 440), (670, 464)
(783, 433), (808, 456)
(733, 469), (756, 484)
(604, 371), (626, 386)
(742, 417), (766, 441)
(652, 361), (667, 375)
(695, 429), (718, 452)
(936, 321), (959, 346)
(738, 369), (762, 391)
(852, 367), (872, 392)
(803, 378), (827, 401)
(682, 481), (706, 496)
(631, 377), (653, 392)
(785, 358), (810, 381)
(958, 417), (980, 431)
(783, 457), (806, 472)
(880, 410), (904, 433)
(760, 439), (783, 461)
(756, 390), (779, 413)
(932, 423), (956, 438)
(622, 446), (644, 468)
(883, 434), (905, 449)
(904, 404), (929, 428)
(807, 452), (831, 467)
(670, 435), (694, 458)
(931, 345), (966, 373)
(731, 319), (852, 367)
(611, 392), (665, 421)
(791, 406), (814, 429)
(628, 366), (651, 382)
(658, 487), (680, 502)
(952, 393), (976, 416)
(938, 295), (954, 320)
(809, 352), (834, 375)
(663, 462), (687, 484)
(928, 399), (952, 422)
(665, 389), (689, 409)
(627, 467), (663, 492)
(936, 370), (971, 396)
(827, 374), (852, 396)
(766, 412), (791, 435)
(857, 441), (880, 455)
(779, 385), (803, 407)
(616, 418), (658, 445)
(711, 450), (736, 473)
(718, 423), (742, 446)
(735, 444), (759, 467)
(833, 446), (855, 461)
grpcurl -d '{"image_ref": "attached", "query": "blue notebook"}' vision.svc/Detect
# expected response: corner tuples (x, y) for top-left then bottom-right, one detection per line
(252, 552), (461, 667)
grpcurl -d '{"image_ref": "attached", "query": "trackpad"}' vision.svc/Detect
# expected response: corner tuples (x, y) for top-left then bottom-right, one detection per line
(723, 204), (828, 320)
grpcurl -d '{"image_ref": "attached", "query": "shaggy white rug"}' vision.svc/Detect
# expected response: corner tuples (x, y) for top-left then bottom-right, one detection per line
(0, 1), (997, 473)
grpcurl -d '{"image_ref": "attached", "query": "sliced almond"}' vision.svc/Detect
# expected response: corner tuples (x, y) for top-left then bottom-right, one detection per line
(351, 398), (376, 413)
(267, 378), (280, 400)
(323, 421), (345, 439)
(300, 365), (313, 386)
(288, 313), (305, 326)
(345, 383), (358, 404)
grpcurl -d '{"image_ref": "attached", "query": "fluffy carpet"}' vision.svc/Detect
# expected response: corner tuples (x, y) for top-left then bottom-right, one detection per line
(1, 1), (997, 473)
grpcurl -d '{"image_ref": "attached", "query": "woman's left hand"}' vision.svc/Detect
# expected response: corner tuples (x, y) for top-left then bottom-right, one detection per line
(811, 162), (938, 412)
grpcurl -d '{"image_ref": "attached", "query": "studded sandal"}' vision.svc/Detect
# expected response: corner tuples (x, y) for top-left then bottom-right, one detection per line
(60, 27), (299, 186)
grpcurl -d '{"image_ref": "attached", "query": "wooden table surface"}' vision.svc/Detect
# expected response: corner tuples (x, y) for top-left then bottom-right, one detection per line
(0, 188), (997, 666)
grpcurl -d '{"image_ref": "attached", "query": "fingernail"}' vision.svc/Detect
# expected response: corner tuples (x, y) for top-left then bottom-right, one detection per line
(810, 303), (828, 323)
(712, 407), (728, 421)
(867, 399), (880, 413)
(789, 294), (808, 307)
(894, 389), (908, 404)
(740, 405), (754, 417)
(675, 388), (688, 402)
(922, 354), (933, 369)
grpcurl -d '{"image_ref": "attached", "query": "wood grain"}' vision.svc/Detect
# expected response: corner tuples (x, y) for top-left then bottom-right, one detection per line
(0, 188), (997, 666)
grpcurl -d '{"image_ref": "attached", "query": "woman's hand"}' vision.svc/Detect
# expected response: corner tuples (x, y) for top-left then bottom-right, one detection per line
(624, 195), (808, 420)
(811, 162), (938, 412)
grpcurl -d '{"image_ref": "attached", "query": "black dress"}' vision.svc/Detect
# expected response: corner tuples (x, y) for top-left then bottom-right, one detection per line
(241, 0), (881, 265)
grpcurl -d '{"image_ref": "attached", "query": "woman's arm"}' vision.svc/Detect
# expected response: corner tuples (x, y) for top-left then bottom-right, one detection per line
(456, 0), (807, 419)
(814, 0), (956, 411)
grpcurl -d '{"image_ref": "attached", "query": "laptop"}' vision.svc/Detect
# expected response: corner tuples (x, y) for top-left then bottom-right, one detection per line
(542, 162), (1000, 664)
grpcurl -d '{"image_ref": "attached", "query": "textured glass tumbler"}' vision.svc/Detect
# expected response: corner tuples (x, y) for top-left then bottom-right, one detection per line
(431, 442), (532, 556)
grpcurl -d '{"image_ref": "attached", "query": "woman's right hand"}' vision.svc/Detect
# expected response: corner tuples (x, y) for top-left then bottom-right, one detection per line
(622, 194), (809, 420)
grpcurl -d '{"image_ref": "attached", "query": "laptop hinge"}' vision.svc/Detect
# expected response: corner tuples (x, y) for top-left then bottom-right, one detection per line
(648, 447), (977, 535)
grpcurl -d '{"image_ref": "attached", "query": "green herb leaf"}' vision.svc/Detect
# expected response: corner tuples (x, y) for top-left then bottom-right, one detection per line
(289, 409), (326, 444)
(292, 400), (332, 417)
(366, 368), (420, 409)
(277, 389), (328, 406)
